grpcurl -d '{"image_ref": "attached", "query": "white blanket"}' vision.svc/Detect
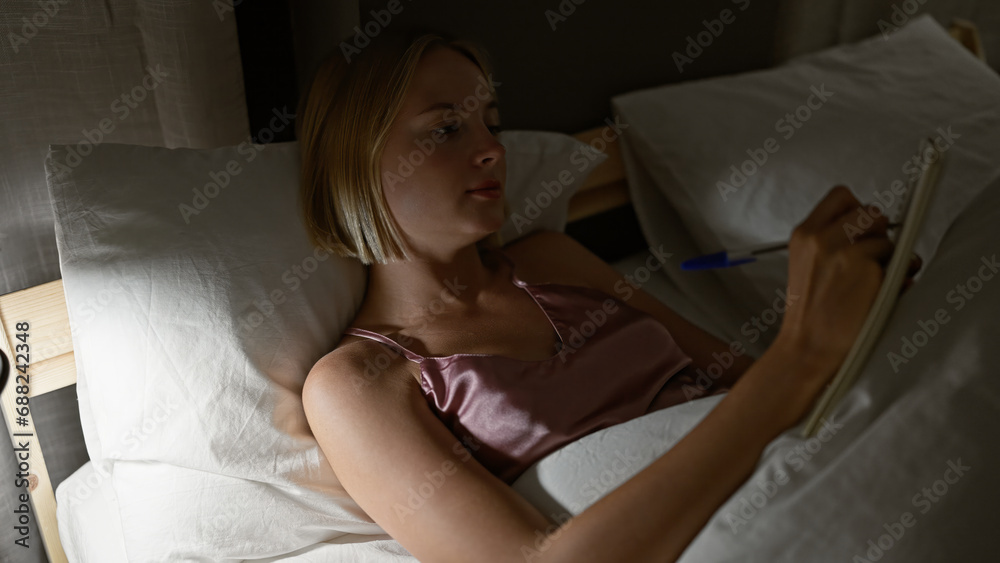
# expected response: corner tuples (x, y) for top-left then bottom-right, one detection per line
(59, 183), (1000, 563)
(56, 144), (999, 563)
(512, 177), (1000, 562)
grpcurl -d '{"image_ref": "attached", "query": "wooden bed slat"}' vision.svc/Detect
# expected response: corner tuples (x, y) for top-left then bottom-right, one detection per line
(567, 180), (631, 223)
(0, 282), (70, 562)
(948, 18), (988, 62)
(0, 279), (75, 384)
(569, 123), (630, 221)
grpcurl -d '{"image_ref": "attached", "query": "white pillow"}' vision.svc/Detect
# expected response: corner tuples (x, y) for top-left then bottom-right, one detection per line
(496, 130), (607, 244)
(611, 14), (1000, 318)
(46, 131), (606, 560)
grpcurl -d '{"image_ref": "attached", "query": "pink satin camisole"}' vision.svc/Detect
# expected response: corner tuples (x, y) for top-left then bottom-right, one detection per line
(343, 247), (714, 484)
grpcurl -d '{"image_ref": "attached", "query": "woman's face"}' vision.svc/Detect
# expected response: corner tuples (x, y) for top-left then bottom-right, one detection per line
(379, 46), (506, 256)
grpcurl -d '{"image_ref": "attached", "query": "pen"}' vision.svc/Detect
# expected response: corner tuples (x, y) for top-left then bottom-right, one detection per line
(681, 223), (901, 270)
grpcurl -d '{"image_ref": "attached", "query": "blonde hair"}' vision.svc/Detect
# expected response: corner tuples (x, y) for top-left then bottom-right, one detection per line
(297, 27), (509, 265)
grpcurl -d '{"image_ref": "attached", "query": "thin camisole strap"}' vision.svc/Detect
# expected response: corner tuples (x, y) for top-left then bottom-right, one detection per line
(342, 247), (523, 363)
(489, 246), (529, 288)
(342, 327), (426, 363)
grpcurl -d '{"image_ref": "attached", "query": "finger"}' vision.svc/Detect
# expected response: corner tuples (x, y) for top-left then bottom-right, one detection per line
(827, 202), (891, 246)
(857, 204), (891, 239)
(850, 237), (896, 265)
(800, 185), (862, 232)
(907, 253), (923, 276)
(816, 209), (888, 252)
(900, 278), (914, 295)
(898, 254), (922, 296)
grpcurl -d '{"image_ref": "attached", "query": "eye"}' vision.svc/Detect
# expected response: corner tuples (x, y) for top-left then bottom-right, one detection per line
(433, 123), (460, 136)
(432, 123), (504, 137)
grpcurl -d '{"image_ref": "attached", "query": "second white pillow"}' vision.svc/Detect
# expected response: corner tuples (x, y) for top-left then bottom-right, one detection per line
(612, 14), (1000, 314)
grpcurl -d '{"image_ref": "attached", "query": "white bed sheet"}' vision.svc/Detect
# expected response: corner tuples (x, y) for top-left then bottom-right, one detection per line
(54, 248), (708, 562)
(56, 461), (418, 563)
(55, 156), (1000, 562)
(518, 176), (1000, 561)
(56, 462), (128, 563)
(58, 188), (1000, 560)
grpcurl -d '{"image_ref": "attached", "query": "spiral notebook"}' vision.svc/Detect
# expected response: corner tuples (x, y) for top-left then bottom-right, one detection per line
(801, 137), (947, 438)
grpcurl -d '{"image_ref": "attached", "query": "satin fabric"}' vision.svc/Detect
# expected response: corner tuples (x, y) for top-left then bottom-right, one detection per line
(343, 247), (710, 485)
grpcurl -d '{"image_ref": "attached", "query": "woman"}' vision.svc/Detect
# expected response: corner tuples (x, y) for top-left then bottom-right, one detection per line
(297, 27), (918, 562)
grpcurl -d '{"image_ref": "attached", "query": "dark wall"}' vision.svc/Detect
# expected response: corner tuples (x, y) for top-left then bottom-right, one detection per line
(355, 0), (783, 133)
(234, 0), (299, 144)
(350, 0), (783, 261)
(244, 1), (785, 260)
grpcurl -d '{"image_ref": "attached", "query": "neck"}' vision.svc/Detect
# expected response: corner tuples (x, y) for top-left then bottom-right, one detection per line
(363, 242), (501, 329)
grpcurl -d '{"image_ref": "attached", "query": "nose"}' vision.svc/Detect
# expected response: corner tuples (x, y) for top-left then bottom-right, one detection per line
(477, 127), (505, 166)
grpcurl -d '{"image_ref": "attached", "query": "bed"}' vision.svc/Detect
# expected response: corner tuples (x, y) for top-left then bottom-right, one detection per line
(2, 15), (997, 563)
(0, 122), (641, 562)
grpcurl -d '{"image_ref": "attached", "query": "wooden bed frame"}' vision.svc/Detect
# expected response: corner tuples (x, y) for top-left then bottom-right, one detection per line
(0, 21), (985, 562)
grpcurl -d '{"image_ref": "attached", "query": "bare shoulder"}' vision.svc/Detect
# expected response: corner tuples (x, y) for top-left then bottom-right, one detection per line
(302, 324), (555, 561)
(500, 229), (608, 289)
(305, 338), (416, 406)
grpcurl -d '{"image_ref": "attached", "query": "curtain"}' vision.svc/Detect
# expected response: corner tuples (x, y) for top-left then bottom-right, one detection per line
(0, 0), (251, 297)
(0, 3), (251, 561)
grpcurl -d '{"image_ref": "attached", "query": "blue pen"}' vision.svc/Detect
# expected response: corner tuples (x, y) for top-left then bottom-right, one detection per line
(680, 241), (789, 270)
(681, 223), (901, 270)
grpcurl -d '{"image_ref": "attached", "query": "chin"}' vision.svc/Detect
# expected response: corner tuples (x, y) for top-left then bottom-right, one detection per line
(486, 216), (506, 234)
(469, 221), (503, 243)
(472, 211), (506, 231)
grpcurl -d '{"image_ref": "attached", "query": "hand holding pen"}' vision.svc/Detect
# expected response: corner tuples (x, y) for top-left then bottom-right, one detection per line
(680, 212), (922, 293)
(680, 223), (902, 270)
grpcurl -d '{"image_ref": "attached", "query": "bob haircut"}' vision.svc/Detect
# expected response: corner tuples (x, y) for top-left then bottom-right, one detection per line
(296, 26), (509, 265)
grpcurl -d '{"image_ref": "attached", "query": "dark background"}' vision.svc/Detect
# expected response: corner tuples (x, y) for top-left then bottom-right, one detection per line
(238, 0), (784, 262)
(5, 2), (788, 561)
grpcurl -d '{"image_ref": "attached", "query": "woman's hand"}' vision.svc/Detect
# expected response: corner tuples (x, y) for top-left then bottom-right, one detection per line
(774, 185), (920, 397)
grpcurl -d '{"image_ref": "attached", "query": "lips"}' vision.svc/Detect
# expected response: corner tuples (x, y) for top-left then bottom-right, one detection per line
(466, 179), (502, 199)
(468, 179), (501, 192)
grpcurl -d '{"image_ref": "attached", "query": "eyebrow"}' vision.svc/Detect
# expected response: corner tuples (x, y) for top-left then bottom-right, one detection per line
(418, 99), (498, 116)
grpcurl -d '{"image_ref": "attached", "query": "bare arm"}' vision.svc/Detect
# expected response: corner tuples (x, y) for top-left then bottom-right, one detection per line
(304, 186), (902, 562)
(540, 338), (826, 561)
(305, 335), (836, 562)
